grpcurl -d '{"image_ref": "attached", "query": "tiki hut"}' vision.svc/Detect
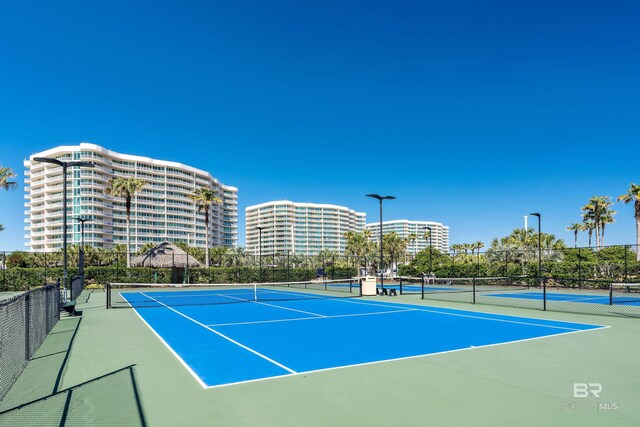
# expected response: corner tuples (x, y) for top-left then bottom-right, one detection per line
(132, 241), (200, 283)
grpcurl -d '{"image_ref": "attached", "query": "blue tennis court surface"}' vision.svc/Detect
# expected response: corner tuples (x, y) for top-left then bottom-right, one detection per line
(123, 288), (605, 388)
(488, 291), (640, 306)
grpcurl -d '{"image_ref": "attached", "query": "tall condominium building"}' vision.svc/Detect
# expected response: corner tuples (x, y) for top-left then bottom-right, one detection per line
(365, 220), (450, 254)
(245, 201), (366, 255)
(24, 143), (238, 251)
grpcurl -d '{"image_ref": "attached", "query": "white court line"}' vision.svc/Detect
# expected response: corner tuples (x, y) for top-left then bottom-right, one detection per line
(323, 296), (600, 331)
(203, 326), (609, 389)
(207, 308), (417, 327)
(121, 294), (208, 389)
(128, 291), (256, 299)
(204, 286), (595, 332)
(224, 287), (610, 329)
(217, 293), (327, 318)
(553, 296), (605, 303)
(124, 288), (608, 389)
(139, 292), (297, 374)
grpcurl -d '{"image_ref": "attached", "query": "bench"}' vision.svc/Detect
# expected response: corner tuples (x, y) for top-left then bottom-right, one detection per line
(62, 300), (76, 315)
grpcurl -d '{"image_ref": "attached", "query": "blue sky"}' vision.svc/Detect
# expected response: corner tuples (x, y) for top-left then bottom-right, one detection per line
(1, 0), (639, 251)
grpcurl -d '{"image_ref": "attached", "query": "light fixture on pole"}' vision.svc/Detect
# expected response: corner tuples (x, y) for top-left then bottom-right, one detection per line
(34, 157), (94, 301)
(255, 226), (265, 283)
(366, 194), (395, 291)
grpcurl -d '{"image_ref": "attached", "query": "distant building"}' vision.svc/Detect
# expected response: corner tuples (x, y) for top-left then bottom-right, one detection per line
(365, 220), (450, 254)
(245, 201), (366, 255)
(24, 143), (238, 251)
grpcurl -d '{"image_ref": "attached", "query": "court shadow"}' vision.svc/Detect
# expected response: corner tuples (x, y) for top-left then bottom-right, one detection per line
(0, 365), (147, 427)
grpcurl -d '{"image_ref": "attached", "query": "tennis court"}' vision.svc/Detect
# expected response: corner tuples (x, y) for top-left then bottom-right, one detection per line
(111, 282), (604, 388)
(488, 291), (640, 306)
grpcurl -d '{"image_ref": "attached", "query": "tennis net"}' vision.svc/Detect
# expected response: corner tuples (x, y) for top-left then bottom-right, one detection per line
(396, 276), (424, 295)
(423, 276), (530, 293)
(106, 278), (362, 309)
(610, 283), (640, 305)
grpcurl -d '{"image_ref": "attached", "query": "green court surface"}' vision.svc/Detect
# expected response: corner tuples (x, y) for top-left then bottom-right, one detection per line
(1, 290), (639, 426)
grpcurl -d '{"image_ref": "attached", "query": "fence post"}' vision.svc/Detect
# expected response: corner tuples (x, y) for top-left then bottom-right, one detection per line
(44, 251), (47, 286)
(472, 277), (476, 304)
(609, 282), (614, 305)
(577, 247), (582, 287)
(543, 277), (547, 311)
(24, 291), (31, 360)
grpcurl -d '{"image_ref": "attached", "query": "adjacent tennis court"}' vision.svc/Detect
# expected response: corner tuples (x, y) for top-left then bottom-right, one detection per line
(488, 291), (640, 306)
(112, 283), (605, 388)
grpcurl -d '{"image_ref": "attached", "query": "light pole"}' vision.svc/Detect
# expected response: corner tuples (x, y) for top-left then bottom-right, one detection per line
(34, 157), (94, 301)
(366, 194), (395, 291)
(529, 213), (542, 279)
(74, 217), (91, 277)
(529, 212), (544, 309)
(255, 226), (265, 283)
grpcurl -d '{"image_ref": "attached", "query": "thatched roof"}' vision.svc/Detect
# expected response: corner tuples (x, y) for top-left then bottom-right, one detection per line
(131, 241), (201, 268)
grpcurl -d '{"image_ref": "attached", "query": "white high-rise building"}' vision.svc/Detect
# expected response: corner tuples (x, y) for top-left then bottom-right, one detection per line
(245, 201), (366, 255)
(24, 143), (238, 251)
(365, 220), (450, 254)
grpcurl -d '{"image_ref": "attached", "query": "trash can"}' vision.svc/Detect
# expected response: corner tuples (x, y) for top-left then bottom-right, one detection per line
(361, 276), (377, 296)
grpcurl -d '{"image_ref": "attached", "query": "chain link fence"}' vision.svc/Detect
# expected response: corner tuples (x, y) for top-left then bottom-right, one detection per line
(0, 283), (60, 400)
(402, 244), (640, 281)
(420, 275), (640, 317)
(0, 251), (361, 290)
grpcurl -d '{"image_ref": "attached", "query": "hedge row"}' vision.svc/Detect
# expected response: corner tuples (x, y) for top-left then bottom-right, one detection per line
(0, 266), (358, 291)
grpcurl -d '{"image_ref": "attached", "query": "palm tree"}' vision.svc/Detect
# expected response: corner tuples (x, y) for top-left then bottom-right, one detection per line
(316, 249), (338, 269)
(228, 246), (247, 267)
(188, 187), (221, 268)
(210, 246), (229, 267)
(0, 166), (17, 191)
(618, 183), (640, 261)
(566, 223), (582, 247)
(0, 167), (16, 233)
(383, 232), (407, 276)
(137, 242), (156, 255)
(582, 196), (615, 250)
(540, 233), (565, 262)
(404, 232), (417, 263)
(345, 231), (373, 271)
(582, 219), (596, 248)
(599, 211), (616, 248)
(104, 177), (146, 267)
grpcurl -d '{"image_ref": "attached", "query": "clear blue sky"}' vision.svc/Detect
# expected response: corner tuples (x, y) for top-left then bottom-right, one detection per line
(1, 0), (639, 251)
